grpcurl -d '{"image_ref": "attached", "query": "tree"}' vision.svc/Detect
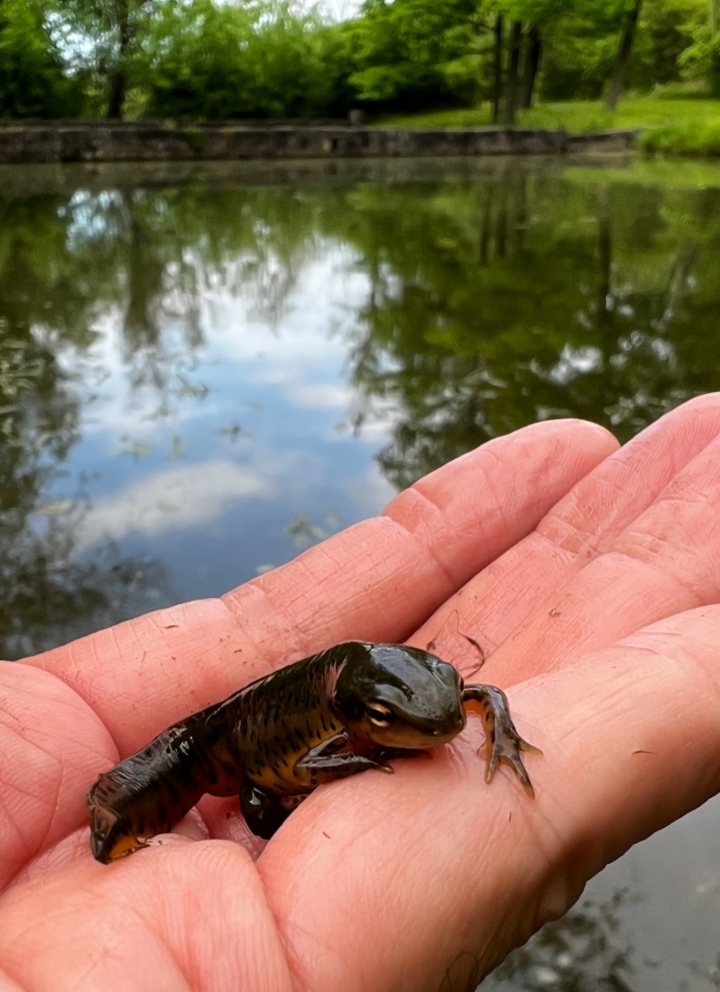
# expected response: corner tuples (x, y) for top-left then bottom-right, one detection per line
(51, 0), (156, 118)
(486, 0), (568, 123)
(135, 0), (349, 119)
(0, 0), (83, 117)
(605, 0), (644, 109)
(492, 14), (504, 121)
(348, 0), (482, 110)
(520, 23), (542, 106)
(503, 19), (523, 122)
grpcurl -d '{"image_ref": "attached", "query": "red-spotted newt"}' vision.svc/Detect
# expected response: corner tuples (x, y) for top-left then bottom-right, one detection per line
(86, 641), (539, 863)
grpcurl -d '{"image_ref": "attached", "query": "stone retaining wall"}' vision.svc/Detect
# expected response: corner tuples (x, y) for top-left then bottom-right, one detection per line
(0, 123), (639, 165)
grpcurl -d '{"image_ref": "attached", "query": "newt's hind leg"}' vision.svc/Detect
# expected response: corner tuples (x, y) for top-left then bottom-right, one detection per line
(462, 684), (541, 796)
(240, 780), (293, 839)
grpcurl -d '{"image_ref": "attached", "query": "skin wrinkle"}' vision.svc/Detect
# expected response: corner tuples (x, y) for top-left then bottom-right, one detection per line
(71, 923), (185, 992)
(250, 519), (401, 606)
(220, 585), (308, 672)
(381, 513), (461, 600)
(385, 489), (466, 584)
(452, 446), (510, 536)
(627, 623), (720, 713)
(228, 862), (304, 992)
(0, 793), (27, 857)
(57, 898), (190, 992)
(573, 633), (720, 776)
(0, 982), (25, 992)
(408, 537), (573, 668)
(251, 556), (357, 655)
(141, 920), (194, 992)
(218, 588), (297, 662)
(0, 966), (28, 992)
(35, 755), (67, 866)
(536, 511), (602, 558)
(610, 544), (718, 604)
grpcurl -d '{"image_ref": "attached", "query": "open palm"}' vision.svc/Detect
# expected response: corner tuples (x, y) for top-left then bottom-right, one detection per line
(3, 394), (720, 991)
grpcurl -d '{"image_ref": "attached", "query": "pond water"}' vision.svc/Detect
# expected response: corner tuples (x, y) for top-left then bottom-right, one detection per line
(1, 154), (720, 989)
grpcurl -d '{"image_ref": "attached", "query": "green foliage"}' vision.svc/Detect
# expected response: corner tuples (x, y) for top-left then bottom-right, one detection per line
(134, 0), (348, 119)
(0, 0), (84, 116)
(537, 0), (626, 99)
(347, 0), (483, 109)
(681, 35), (720, 95)
(641, 0), (695, 84)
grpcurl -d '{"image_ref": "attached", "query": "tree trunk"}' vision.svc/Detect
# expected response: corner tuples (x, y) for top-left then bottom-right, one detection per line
(604, 0), (643, 111)
(106, 0), (131, 119)
(520, 24), (542, 109)
(492, 15), (503, 125)
(503, 20), (523, 125)
(107, 70), (127, 119)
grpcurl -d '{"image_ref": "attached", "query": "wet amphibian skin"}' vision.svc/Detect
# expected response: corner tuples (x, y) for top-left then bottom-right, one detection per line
(86, 641), (540, 863)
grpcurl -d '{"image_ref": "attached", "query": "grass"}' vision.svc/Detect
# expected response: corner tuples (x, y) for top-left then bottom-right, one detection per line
(639, 119), (720, 155)
(375, 94), (720, 155)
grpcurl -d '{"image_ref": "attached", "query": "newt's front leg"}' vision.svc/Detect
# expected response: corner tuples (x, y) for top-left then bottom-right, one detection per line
(292, 731), (397, 788)
(462, 684), (541, 795)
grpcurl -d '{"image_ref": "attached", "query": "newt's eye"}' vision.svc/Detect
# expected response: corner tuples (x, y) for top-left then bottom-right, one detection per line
(366, 702), (394, 727)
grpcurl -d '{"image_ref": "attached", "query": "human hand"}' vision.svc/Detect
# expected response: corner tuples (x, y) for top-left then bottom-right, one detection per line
(2, 395), (720, 991)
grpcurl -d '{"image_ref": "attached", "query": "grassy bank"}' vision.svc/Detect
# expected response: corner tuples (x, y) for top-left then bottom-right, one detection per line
(376, 95), (720, 156)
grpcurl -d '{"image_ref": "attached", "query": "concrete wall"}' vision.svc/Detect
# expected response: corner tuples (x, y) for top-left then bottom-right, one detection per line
(0, 123), (639, 165)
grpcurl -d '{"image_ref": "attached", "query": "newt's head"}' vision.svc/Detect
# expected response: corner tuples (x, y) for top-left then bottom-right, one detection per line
(332, 643), (466, 749)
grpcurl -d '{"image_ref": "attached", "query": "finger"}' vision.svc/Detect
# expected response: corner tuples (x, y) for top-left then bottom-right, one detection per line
(481, 428), (720, 684)
(26, 419), (614, 754)
(0, 840), (293, 992)
(408, 393), (720, 674)
(0, 664), (114, 890)
(259, 605), (720, 992)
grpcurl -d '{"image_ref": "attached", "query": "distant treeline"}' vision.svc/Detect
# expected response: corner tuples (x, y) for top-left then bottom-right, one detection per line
(1, 0), (719, 122)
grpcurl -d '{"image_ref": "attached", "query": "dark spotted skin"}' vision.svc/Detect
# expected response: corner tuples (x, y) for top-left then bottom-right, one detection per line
(86, 641), (540, 863)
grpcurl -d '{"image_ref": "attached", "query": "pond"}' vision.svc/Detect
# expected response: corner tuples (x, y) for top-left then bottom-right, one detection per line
(1, 153), (720, 989)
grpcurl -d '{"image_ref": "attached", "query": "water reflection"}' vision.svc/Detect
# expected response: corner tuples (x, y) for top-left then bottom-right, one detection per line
(485, 890), (638, 992)
(343, 167), (720, 487)
(1, 157), (720, 661)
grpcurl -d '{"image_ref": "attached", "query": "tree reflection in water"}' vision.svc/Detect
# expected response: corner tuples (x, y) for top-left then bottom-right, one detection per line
(0, 194), (176, 659)
(1, 159), (719, 658)
(337, 165), (720, 489)
(484, 890), (638, 992)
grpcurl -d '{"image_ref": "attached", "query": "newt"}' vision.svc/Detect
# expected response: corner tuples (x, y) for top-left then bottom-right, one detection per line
(86, 641), (539, 863)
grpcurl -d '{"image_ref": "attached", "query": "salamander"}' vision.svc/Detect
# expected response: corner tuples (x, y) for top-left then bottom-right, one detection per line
(86, 641), (540, 863)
